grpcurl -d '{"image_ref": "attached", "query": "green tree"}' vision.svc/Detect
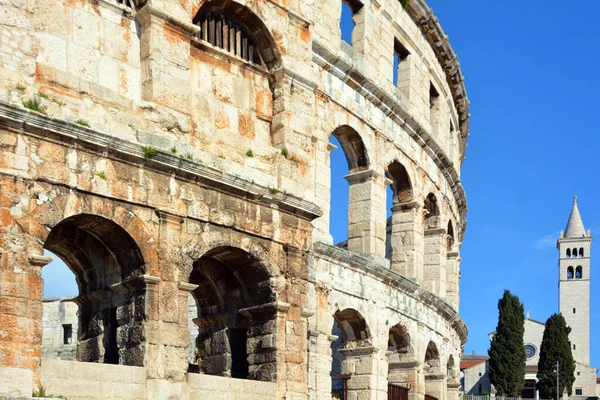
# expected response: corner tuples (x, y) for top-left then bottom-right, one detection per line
(536, 314), (575, 399)
(488, 290), (526, 396)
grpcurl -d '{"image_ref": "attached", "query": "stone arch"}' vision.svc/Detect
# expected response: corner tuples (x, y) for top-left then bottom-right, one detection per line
(330, 308), (372, 398)
(446, 354), (457, 380)
(386, 160), (413, 204)
(579, 247), (584, 257)
(424, 341), (440, 374)
(424, 192), (440, 230)
(572, 247), (578, 258)
(446, 220), (455, 251)
(183, 230), (282, 282)
(388, 323), (412, 361)
(192, 0), (283, 72)
(567, 266), (574, 280)
(27, 192), (157, 274)
(331, 125), (370, 172)
(576, 265), (583, 279)
(333, 308), (371, 342)
(566, 248), (571, 258)
(42, 214), (148, 366)
(188, 245), (278, 381)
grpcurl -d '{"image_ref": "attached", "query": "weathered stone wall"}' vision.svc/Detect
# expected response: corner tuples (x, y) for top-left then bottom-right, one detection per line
(41, 359), (147, 400)
(0, 0), (470, 398)
(42, 298), (78, 361)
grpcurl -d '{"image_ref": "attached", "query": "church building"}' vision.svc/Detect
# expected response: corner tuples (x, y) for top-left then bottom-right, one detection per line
(462, 198), (598, 398)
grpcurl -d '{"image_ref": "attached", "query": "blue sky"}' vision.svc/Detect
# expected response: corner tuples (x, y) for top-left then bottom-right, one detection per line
(43, 0), (600, 373)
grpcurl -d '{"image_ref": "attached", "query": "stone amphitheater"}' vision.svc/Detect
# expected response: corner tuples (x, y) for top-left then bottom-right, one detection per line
(0, 0), (470, 398)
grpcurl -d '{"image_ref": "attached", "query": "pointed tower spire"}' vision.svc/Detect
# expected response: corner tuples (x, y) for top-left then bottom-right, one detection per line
(564, 195), (586, 238)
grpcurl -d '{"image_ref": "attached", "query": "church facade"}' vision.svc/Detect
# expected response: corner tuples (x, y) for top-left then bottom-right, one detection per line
(462, 198), (598, 399)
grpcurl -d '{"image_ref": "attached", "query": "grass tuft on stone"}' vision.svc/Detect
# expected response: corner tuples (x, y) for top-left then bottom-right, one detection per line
(281, 147), (288, 157)
(170, 147), (177, 154)
(37, 91), (49, 99)
(246, 149), (254, 157)
(15, 83), (25, 91)
(142, 146), (158, 159)
(23, 97), (47, 115)
(96, 171), (106, 180)
(75, 119), (90, 127)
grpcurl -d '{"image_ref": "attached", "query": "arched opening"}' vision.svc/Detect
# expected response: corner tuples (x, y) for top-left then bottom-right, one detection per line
(424, 341), (443, 400)
(424, 193), (440, 230)
(385, 161), (417, 277)
(189, 246), (276, 381)
(387, 323), (414, 399)
(572, 248), (578, 258)
(447, 221), (455, 252)
(192, 1), (282, 71)
(447, 355), (456, 381)
(566, 248), (571, 258)
(579, 248), (584, 257)
(388, 324), (412, 361)
(567, 266), (574, 280)
(330, 308), (371, 397)
(387, 161), (413, 205)
(42, 250), (78, 361)
(576, 266), (583, 280)
(328, 126), (370, 252)
(43, 214), (146, 365)
(424, 341), (440, 375)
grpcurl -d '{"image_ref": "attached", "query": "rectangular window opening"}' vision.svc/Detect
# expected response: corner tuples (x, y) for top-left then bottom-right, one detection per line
(576, 389), (583, 396)
(393, 39), (410, 87)
(573, 308), (576, 313)
(63, 324), (72, 345)
(340, 0), (362, 46)
(577, 371), (581, 376)
(573, 344), (576, 350)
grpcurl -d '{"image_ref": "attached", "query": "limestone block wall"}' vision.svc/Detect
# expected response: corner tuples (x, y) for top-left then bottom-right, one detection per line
(42, 298), (79, 361)
(0, 0), (470, 398)
(41, 359), (147, 400)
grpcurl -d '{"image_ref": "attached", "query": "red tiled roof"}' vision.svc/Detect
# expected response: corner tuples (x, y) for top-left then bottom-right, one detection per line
(460, 360), (486, 370)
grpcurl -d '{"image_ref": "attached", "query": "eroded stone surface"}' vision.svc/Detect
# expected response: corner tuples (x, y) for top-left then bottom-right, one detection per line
(0, 0), (469, 398)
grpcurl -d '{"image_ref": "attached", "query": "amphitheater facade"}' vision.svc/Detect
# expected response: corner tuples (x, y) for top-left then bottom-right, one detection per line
(0, 0), (470, 398)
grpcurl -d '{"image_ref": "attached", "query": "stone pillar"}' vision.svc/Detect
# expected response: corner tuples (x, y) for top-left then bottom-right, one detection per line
(146, 212), (190, 399)
(308, 329), (337, 400)
(340, 346), (386, 400)
(447, 382), (461, 400)
(388, 360), (420, 400)
(239, 301), (290, 383)
(425, 374), (447, 400)
(345, 170), (388, 260)
(0, 251), (51, 389)
(389, 201), (422, 280)
(110, 274), (160, 366)
(423, 222), (447, 299)
(193, 311), (231, 376)
(445, 252), (460, 311)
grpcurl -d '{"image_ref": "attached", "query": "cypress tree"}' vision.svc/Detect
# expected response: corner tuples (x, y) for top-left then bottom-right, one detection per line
(488, 290), (526, 396)
(536, 314), (576, 399)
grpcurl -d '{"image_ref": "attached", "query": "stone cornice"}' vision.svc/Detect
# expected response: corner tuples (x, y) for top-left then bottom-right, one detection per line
(312, 41), (467, 236)
(313, 242), (468, 345)
(0, 102), (322, 222)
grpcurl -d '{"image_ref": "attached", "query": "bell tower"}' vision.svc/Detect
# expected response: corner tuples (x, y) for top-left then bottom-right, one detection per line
(557, 196), (591, 364)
